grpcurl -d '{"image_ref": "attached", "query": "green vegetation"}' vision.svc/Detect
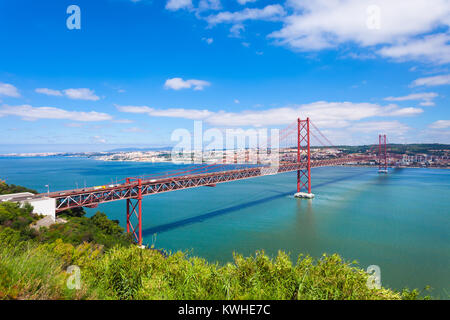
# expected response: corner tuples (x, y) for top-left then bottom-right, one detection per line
(0, 202), (132, 249)
(37, 211), (133, 249)
(0, 180), (37, 195)
(0, 183), (429, 300)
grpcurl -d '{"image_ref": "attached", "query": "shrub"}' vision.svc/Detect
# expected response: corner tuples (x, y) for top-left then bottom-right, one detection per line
(86, 246), (151, 299)
(0, 182), (37, 195)
(36, 211), (133, 249)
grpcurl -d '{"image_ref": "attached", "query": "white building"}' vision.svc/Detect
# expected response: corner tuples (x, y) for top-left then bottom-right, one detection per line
(0, 192), (56, 221)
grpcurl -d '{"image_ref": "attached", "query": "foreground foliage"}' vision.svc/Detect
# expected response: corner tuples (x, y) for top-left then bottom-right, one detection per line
(0, 186), (427, 300)
(1, 229), (423, 300)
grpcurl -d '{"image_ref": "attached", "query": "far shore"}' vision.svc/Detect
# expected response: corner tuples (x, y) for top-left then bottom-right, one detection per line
(91, 158), (450, 169)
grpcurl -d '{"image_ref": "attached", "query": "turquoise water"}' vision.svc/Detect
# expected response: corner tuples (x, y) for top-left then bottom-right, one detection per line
(1, 156), (449, 298)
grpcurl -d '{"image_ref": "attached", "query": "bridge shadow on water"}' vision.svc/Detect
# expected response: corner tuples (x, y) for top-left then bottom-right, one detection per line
(142, 170), (371, 236)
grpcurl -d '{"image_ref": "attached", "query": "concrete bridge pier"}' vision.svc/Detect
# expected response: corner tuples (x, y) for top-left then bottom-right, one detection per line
(294, 192), (315, 199)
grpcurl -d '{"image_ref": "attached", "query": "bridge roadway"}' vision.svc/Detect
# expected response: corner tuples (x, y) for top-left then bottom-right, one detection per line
(41, 155), (373, 213)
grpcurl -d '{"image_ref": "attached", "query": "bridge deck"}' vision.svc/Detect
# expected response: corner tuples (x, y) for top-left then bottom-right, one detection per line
(43, 156), (371, 212)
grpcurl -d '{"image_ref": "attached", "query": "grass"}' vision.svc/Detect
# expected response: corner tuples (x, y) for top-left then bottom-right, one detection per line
(0, 228), (65, 299)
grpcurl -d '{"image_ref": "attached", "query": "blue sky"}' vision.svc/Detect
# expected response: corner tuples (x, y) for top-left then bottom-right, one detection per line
(0, 0), (449, 152)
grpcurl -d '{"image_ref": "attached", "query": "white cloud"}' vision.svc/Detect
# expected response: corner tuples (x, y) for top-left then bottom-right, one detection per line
(229, 24), (245, 38)
(122, 127), (147, 133)
(64, 122), (85, 128)
(165, 0), (450, 65)
(429, 120), (450, 129)
(0, 83), (20, 97)
(165, 0), (192, 11)
(91, 136), (107, 144)
(384, 92), (438, 106)
(117, 101), (422, 128)
(237, 0), (257, 5)
(116, 105), (213, 120)
(164, 77), (211, 90)
(35, 88), (63, 96)
(320, 120), (411, 144)
(206, 4), (285, 25)
(378, 33), (450, 64)
(166, 0), (220, 12)
(0, 104), (112, 121)
(204, 102), (421, 127)
(202, 37), (214, 44)
(115, 105), (151, 114)
(35, 87), (100, 100)
(349, 121), (410, 135)
(419, 101), (435, 107)
(198, 0), (221, 11)
(268, 0), (450, 63)
(385, 107), (423, 116)
(112, 119), (134, 124)
(411, 74), (450, 87)
(116, 101), (424, 144)
(63, 88), (100, 101)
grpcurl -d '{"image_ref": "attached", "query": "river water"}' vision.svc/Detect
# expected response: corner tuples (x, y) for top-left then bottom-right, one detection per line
(1, 156), (449, 298)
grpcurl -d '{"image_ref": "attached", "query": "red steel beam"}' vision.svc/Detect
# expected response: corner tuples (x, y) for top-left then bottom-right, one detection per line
(47, 154), (375, 213)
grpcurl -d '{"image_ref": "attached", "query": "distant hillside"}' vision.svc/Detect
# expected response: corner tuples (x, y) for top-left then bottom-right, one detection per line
(334, 144), (450, 155)
(109, 144), (450, 155)
(107, 147), (172, 152)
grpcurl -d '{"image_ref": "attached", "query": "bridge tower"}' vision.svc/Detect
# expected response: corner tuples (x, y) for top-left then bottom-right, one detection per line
(378, 134), (388, 173)
(126, 178), (143, 245)
(294, 118), (314, 199)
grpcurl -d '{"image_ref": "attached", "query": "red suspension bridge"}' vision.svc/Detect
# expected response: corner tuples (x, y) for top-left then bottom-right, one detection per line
(40, 118), (389, 245)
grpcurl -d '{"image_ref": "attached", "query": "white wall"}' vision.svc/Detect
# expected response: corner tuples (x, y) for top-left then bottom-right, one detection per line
(21, 198), (56, 221)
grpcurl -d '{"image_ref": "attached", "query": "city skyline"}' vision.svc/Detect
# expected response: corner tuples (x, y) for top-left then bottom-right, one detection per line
(1, 0), (450, 152)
